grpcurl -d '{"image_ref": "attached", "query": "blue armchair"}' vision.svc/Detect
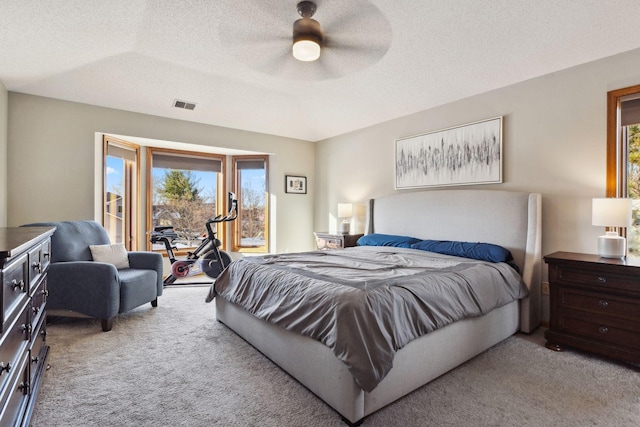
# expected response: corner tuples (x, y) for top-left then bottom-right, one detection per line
(23, 221), (163, 331)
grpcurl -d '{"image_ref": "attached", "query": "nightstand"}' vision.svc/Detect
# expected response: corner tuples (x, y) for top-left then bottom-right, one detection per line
(314, 232), (363, 250)
(544, 251), (640, 365)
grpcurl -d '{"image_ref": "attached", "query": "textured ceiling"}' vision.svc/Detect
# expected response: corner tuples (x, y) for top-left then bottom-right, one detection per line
(2, 0), (640, 142)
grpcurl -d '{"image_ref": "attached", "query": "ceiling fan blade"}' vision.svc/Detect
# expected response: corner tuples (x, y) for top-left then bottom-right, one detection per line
(220, 0), (293, 27)
(254, 47), (294, 75)
(323, 37), (389, 54)
(321, 1), (391, 36)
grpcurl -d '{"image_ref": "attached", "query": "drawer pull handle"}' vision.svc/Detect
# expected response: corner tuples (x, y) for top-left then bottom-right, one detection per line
(32, 261), (42, 273)
(0, 362), (11, 375)
(44, 252), (50, 259)
(597, 276), (607, 283)
(598, 326), (609, 334)
(599, 300), (609, 308)
(18, 381), (30, 395)
(11, 279), (25, 292)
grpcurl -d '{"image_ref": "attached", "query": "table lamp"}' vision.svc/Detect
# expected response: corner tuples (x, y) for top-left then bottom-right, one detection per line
(338, 203), (353, 234)
(592, 198), (632, 258)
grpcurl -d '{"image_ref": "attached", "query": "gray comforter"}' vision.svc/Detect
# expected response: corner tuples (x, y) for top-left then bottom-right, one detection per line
(208, 246), (528, 392)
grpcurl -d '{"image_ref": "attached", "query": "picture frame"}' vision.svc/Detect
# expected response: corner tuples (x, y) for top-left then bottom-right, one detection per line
(285, 175), (307, 194)
(395, 116), (503, 189)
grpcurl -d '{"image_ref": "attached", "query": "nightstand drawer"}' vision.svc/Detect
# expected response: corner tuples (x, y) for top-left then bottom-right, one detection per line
(558, 313), (640, 350)
(314, 233), (363, 250)
(317, 237), (342, 250)
(556, 266), (637, 291)
(559, 288), (640, 320)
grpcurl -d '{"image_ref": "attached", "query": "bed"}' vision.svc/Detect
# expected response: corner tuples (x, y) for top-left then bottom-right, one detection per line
(210, 189), (541, 425)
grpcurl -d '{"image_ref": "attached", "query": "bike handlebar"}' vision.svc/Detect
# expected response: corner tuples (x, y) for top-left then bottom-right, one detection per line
(206, 192), (238, 224)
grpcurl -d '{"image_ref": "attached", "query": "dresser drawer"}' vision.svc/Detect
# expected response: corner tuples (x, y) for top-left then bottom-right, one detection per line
(0, 349), (30, 427)
(1, 254), (29, 333)
(28, 239), (50, 294)
(0, 307), (29, 395)
(558, 288), (640, 320)
(30, 277), (47, 332)
(556, 266), (638, 292)
(29, 317), (47, 386)
(558, 312), (640, 350)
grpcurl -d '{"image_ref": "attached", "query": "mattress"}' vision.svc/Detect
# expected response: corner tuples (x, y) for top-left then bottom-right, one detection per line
(207, 246), (528, 391)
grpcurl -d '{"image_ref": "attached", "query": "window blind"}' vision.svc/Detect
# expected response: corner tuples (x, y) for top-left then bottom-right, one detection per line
(153, 153), (222, 172)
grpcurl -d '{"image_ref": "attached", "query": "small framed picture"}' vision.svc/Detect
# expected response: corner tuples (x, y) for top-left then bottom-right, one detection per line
(285, 175), (307, 194)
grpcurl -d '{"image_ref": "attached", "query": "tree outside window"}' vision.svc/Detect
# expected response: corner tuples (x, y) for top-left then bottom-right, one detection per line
(625, 124), (640, 256)
(154, 170), (214, 248)
(233, 156), (269, 252)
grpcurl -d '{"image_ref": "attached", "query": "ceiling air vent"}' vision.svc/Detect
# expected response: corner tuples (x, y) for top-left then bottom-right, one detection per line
(173, 99), (197, 110)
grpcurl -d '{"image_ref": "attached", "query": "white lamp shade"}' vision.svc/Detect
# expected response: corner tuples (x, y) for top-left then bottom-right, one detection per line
(338, 203), (353, 218)
(592, 198), (632, 227)
(292, 39), (320, 61)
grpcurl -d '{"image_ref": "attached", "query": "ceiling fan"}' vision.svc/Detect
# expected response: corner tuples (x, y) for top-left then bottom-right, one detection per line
(218, 0), (392, 80)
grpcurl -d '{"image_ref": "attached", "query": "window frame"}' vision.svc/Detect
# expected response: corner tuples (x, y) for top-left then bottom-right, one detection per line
(102, 136), (140, 250)
(231, 155), (270, 253)
(606, 84), (640, 197)
(606, 84), (640, 255)
(146, 147), (227, 252)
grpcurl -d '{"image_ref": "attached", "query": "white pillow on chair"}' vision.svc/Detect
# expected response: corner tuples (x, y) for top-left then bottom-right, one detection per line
(89, 244), (130, 269)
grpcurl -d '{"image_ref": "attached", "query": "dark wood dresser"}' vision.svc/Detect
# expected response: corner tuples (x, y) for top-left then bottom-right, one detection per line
(544, 251), (639, 365)
(0, 227), (55, 426)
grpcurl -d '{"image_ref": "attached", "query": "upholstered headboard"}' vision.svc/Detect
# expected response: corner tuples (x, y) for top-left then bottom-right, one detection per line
(367, 189), (542, 333)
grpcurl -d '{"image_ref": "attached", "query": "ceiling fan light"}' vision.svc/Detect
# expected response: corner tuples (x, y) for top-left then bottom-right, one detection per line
(292, 16), (322, 62)
(293, 39), (321, 61)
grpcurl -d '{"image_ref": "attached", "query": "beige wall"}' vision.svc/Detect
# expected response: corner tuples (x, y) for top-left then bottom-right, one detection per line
(0, 80), (7, 227)
(6, 48), (640, 273)
(315, 48), (640, 276)
(7, 94), (315, 253)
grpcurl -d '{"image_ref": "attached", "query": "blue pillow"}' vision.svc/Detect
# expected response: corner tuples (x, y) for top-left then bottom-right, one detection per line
(357, 233), (422, 248)
(410, 239), (513, 263)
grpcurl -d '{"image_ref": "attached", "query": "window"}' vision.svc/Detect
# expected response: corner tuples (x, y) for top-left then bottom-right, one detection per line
(147, 148), (225, 252)
(103, 137), (139, 250)
(232, 155), (269, 252)
(607, 84), (640, 257)
(103, 143), (270, 254)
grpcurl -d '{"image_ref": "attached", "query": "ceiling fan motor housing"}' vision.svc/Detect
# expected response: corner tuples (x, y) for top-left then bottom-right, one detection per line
(293, 17), (323, 46)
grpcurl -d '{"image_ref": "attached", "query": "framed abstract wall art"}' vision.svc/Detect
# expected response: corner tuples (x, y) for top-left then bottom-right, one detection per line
(285, 175), (307, 194)
(395, 117), (503, 189)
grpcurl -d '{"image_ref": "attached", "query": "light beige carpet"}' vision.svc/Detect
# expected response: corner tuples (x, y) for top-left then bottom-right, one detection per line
(30, 286), (640, 426)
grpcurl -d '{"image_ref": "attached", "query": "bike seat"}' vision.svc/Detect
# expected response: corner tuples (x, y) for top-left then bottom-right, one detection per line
(150, 227), (178, 243)
(153, 226), (175, 232)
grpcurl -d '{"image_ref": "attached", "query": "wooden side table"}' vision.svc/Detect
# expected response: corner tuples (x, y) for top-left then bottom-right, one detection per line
(314, 232), (363, 250)
(544, 251), (640, 365)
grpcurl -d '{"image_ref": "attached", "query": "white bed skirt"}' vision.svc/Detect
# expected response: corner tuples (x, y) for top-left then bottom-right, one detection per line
(216, 297), (519, 424)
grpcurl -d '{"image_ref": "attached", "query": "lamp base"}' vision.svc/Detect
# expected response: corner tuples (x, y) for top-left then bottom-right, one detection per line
(597, 232), (626, 258)
(340, 221), (350, 234)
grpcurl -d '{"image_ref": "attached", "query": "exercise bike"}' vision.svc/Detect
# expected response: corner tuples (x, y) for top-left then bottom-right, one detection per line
(150, 192), (237, 286)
